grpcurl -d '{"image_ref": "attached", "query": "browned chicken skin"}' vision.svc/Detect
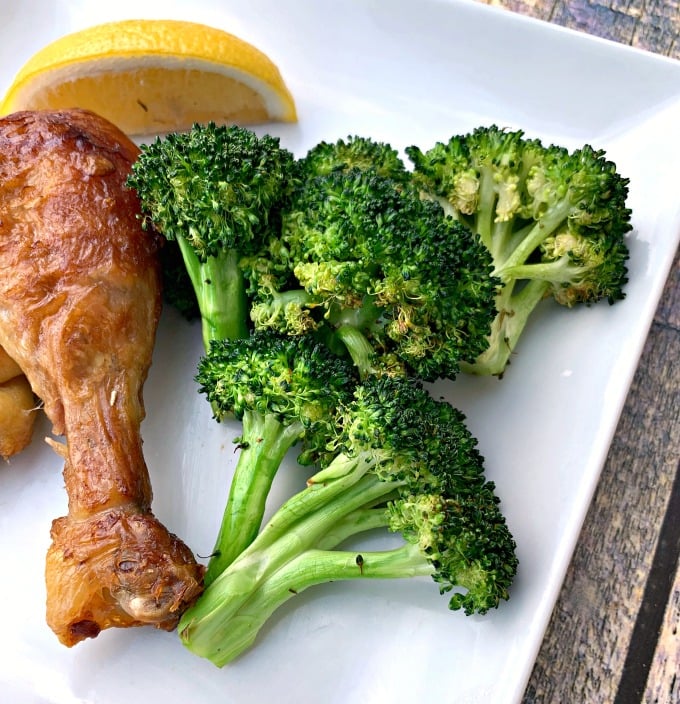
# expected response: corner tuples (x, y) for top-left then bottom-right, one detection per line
(0, 108), (204, 646)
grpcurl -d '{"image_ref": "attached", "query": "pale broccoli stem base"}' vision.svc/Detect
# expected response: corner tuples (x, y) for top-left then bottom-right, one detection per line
(462, 184), (572, 376)
(202, 541), (433, 667)
(460, 277), (550, 377)
(179, 458), (403, 656)
(177, 236), (249, 349)
(204, 411), (305, 586)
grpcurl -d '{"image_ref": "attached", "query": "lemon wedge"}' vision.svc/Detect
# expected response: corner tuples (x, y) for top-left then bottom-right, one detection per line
(0, 19), (297, 135)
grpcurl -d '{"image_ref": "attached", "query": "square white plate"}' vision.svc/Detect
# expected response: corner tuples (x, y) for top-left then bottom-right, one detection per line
(1, 1), (679, 702)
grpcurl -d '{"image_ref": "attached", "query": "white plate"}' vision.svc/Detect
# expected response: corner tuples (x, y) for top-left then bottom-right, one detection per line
(1, 1), (679, 702)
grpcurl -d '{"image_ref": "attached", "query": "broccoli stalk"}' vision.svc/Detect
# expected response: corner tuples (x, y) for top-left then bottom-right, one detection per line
(197, 330), (357, 585)
(187, 488), (507, 667)
(177, 239), (247, 345)
(178, 376), (518, 666)
(406, 125), (632, 376)
(127, 122), (299, 350)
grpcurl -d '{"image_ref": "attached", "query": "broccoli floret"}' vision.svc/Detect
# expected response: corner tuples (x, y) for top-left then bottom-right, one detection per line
(243, 167), (500, 381)
(178, 376), (518, 666)
(300, 134), (411, 183)
(127, 122), (299, 349)
(406, 125), (632, 376)
(196, 329), (358, 584)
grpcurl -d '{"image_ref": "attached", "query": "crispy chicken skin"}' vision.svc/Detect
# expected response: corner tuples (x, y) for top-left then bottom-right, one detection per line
(0, 108), (204, 646)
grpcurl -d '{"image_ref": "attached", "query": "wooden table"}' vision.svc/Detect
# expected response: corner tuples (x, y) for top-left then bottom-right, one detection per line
(475, 2), (680, 702)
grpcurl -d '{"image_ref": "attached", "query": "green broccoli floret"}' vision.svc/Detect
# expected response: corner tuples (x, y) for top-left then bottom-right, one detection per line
(196, 329), (358, 585)
(243, 167), (500, 381)
(406, 125), (632, 376)
(178, 375), (518, 666)
(127, 122), (299, 349)
(300, 134), (412, 183)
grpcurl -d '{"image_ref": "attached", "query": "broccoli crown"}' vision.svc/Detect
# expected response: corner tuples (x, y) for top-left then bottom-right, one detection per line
(349, 377), (518, 614)
(245, 167), (499, 380)
(527, 144), (632, 305)
(388, 482), (518, 615)
(300, 134), (411, 183)
(197, 329), (358, 451)
(127, 122), (299, 262)
(337, 375), (487, 489)
(406, 124), (631, 307)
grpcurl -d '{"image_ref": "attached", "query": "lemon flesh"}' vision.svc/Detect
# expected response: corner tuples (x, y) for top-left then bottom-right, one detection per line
(0, 19), (297, 136)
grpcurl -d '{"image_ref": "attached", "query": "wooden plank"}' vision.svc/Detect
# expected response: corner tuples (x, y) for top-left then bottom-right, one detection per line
(483, 0), (680, 58)
(472, 2), (680, 701)
(644, 568), (680, 703)
(523, 297), (680, 702)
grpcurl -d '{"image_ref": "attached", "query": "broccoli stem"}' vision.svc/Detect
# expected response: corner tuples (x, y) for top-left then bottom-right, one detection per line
(490, 219), (517, 266)
(179, 470), (402, 654)
(326, 295), (384, 377)
(204, 411), (305, 585)
(177, 236), (249, 349)
(314, 506), (392, 550)
(460, 277), (550, 376)
(332, 324), (376, 377)
(474, 166), (498, 253)
(197, 542), (432, 667)
(495, 200), (571, 275)
(243, 454), (390, 556)
(500, 256), (584, 285)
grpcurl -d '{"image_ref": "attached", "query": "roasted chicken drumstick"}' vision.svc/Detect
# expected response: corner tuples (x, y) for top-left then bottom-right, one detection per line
(0, 108), (204, 646)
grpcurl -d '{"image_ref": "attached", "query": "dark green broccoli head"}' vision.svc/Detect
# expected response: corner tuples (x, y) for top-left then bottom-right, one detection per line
(196, 329), (358, 454)
(300, 134), (411, 184)
(388, 483), (518, 615)
(337, 376), (485, 491)
(338, 375), (439, 471)
(248, 168), (499, 380)
(127, 122), (299, 261)
(285, 168), (407, 273)
(341, 374), (518, 614)
(407, 126), (632, 376)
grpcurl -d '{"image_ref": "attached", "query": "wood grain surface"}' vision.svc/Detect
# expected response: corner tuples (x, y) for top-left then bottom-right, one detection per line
(476, 2), (680, 702)
(484, 0), (680, 59)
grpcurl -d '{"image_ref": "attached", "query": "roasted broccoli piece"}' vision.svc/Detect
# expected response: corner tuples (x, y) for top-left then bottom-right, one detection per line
(406, 125), (632, 376)
(300, 134), (412, 183)
(127, 122), (299, 349)
(242, 166), (499, 381)
(197, 329), (358, 584)
(178, 375), (518, 666)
